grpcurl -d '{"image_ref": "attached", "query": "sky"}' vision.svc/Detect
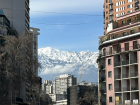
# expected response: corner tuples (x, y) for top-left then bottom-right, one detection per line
(30, 0), (104, 52)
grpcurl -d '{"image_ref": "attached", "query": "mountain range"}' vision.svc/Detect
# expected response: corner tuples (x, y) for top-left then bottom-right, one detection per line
(38, 47), (99, 83)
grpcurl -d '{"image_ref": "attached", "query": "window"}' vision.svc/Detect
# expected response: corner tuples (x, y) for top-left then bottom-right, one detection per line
(125, 43), (129, 51)
(106, 6), (108, 9)
(122, 21), (125, 25)
(106, 17), (108, 20)
(109, 47), (112, 54)
(127, 5), (130, 8)
(115, 34), (119, 38)
(109, 97), (112, 102)
(109, 84), (112, 90)
(122, 32), (127, 36)
(106, 0), (108, 3)
(108, 59), (111, 65)
(128, 0), (133, 2)
(108, 71), (112, 77)
(106, 11), (108, 14)
(130, 30), (135, 34)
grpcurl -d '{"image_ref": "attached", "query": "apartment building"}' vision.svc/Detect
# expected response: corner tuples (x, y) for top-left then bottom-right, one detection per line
(53, 74), (77, 94)
(104, 0), (140, 34)
(42, 80), (52, 94)
(98, 0), (140, 105)
(0, 0), (30, 34)
(46, 84), (53, 94)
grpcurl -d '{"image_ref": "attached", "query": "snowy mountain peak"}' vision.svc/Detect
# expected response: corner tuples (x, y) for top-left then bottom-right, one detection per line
(38, 47), (99, 82)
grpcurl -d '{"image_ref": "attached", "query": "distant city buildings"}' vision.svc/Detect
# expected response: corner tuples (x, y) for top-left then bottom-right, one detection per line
(42, 80), (52, 94)
(53, 74), (77, 94)
(80, 81), (94, 86)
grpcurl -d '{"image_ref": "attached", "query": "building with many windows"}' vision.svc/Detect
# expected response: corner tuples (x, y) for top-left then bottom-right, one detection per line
(98, 2), (140, 105)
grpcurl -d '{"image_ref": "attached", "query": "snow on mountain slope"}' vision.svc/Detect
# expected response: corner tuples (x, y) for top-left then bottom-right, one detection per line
(38, 47), (99, 82)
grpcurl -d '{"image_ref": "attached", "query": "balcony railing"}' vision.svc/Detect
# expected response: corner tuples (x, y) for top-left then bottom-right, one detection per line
(114, 61), (121, 67)
(123, 87), (130, 91)
(114, 75), (121, 79)
(100, 89), (106, 94)
(122, 60), (129, 65)
(130, 72), (138, 77)
(115, 100), (123, 105)
(131, 85), (139, 91)
(122, 73), (129, 78)
(101, 76), (106, 82)
(130, 59), (137, 64)
(115, 87), (121, 92)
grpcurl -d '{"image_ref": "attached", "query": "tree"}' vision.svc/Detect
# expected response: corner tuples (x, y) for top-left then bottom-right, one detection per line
(77, 85), (98, 105)
(0, 33), (41, 105)
(40, 90), (53, 105)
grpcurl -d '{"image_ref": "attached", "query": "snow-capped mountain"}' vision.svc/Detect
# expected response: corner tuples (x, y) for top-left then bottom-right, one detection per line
(38, 47), (99, 82)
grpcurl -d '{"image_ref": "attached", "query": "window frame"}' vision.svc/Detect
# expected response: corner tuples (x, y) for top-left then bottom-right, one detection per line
(109, 84), (112, 90)
(109, 96), (113, 103)
(108, 59), (111, 65)
(108, 71), (112, 78)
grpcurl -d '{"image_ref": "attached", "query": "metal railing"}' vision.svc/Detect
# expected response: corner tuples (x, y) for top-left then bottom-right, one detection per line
(122, 74), (129, 78)
(131, 85), (139, 91)
(130, 72), (138, 77)
(123, 87), (130, 91)
(130, 59), (137, 64)
(115, 87), (121, 92)
(122, 60), (129, 65)
(114, 75), (121, 79)
(114, 61), (121, 67)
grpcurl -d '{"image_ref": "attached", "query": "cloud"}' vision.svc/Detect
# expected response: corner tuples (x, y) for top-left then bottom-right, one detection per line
(40, 65), (75, 75)
(30, 0), (103, 16)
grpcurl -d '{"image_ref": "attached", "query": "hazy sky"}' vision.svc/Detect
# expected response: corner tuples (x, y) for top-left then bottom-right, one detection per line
(30, 0), (104, 52)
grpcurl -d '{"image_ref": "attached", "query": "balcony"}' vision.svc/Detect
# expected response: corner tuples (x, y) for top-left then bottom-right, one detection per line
(131, 85), (139, 91)
(122, 74), (129, 78)
(100, 89), (106, 94)
(114, 61), (121, 67)
(130, 72), (138, 77)
(123, 87), (130, 91)
(115, 87), (121, 92)
(101, 76), (106, 82)
(130, 59), (137, 64)
(114, 75), (121, 79)
(122, 60), (129, 65)
(135, 0), (139, 3)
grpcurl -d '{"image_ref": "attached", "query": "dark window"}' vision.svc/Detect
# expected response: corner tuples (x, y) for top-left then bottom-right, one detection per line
(109, 84), (112, 90)
(115, 34), (119, 38)
(106, 11), (108, 14)
(127, 5), (130, 8)
(109, 97), (112, 102)
(106, 6), (108, 9)
(109, 47), (112, 54)
(106, 0), (108, 3)
(122, 21), (125, 25)
(108, 59), (111, 65)
(130, 30), (135, 34)
(133, 41), (137, 49)
(103, 48), (106, 56)
(106, 17), (108, 20)
(122, 32), (127, 36)
(125, 43), (129, 51)
(108, 71), (112, 77)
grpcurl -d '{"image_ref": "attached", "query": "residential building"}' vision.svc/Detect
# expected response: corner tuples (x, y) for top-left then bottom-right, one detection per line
(98, 1), (140, 104)
(53, 74), (77, 94)
(104, 0), (140, 34)
(0, 0), (30, 34)
(80, 81), (96, 86)
(49, 94), (67, 102)
(46, 84), (53, 94)
(42, 80), (52, 94)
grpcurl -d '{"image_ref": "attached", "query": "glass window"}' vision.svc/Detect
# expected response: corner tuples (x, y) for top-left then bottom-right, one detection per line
(109, 84), (112, 90)
(108, 71), (112, 77)
(108, 59), (111, 65)
(127, 5), (130, 8)
(109, 97), (112, 102)
(130, 30), (135, 34)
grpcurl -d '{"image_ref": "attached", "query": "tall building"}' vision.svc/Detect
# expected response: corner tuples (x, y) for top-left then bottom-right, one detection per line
(104, 0), (140, 34)
(53, 74), (77, 94)
(0, 0), (30, 34)
(42, 80), (52, 94)
(98, 0), (140, 105)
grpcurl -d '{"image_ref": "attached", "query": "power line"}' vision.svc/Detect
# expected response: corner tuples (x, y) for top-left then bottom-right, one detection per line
(0, 8), (103, 16)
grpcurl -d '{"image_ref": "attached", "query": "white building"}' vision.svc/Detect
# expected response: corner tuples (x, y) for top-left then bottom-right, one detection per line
(56, 99), (67, 105)
(80, 81), (94, 86)
(46, 84), (53, 94)
(42, 80), (52, 94)
(53, 74), (77, 94)
(49, 94), (67, 102)
(0, 0), (30, 34)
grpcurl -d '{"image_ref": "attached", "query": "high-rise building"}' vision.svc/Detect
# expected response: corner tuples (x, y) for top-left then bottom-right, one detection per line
(0, 0), (30, 34)
(98, 0), (140, 105)
(42, 80), (52, 94)
(53, 74), (77, 94)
